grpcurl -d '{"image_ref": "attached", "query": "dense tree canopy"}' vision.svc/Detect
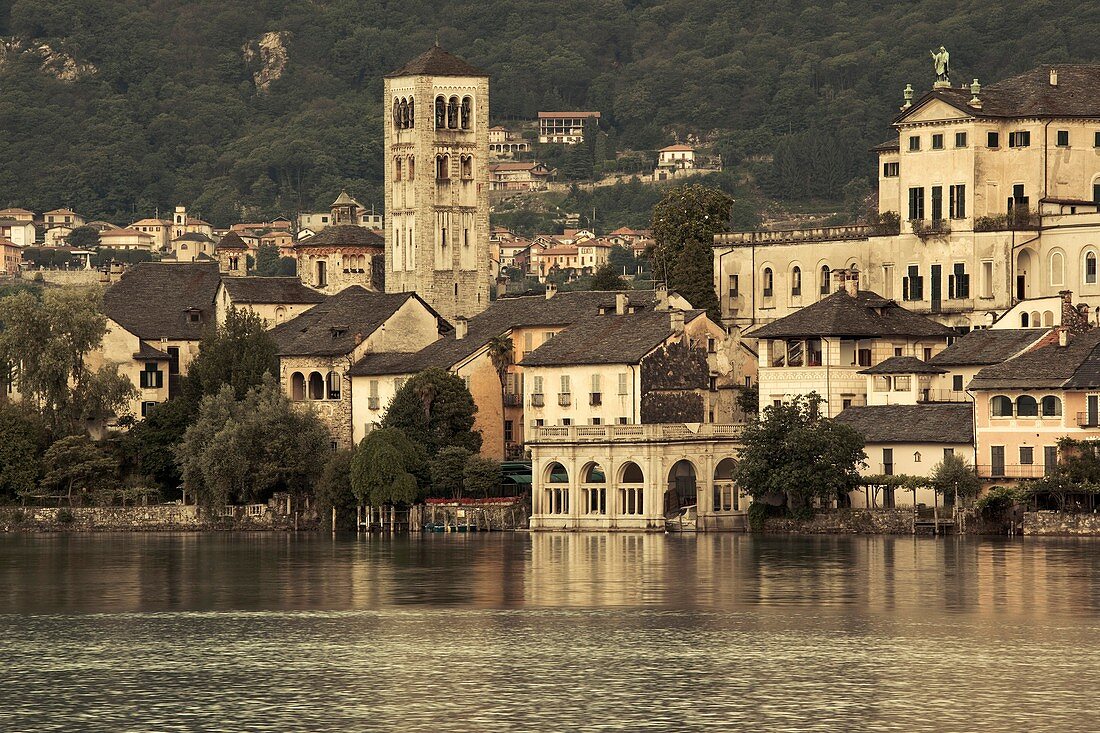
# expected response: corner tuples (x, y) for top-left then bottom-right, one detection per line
(382, 368), (482, 457)
(183, 307), (279, 403)
(0, 1), (1094, 222)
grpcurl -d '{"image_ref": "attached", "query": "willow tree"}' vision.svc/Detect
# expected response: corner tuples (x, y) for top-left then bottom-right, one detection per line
(350, 427), (427, 506)
(650, 184), (733, 315)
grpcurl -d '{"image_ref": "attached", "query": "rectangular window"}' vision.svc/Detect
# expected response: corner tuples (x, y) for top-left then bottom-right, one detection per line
(955, 131), (968, 148)
(728, 274), (739, 298)
(591, 374), (601, 393)
(882, 161), (899, 177)
(1020, 446), (1034, 465)
(952, 374), (964, 391)
(590, 417), (601, 425)
(140, 401), (157, 417)
(931, 133), (944, 150)
(987, 131), (1000, 148)
(562, 418), (572, 426)
(949, 184), (966, 219)
(1056, 130), (1069, 147)
(991, 446), (1006, 477)
(1044, 445), (1058, 475)
(139, 362), (163, 389)
(882, 448), (894, 476)
(1095, 131), (1100, 148)
(560, 375), (570, 395)
(902, 264), (923, 301)
(931, 186), (943, 221)
(617, 417), (628, 424)
(504, 420), (513, 442)
(981, 261), (994, 298)
(908, 135), (921, 151)
(857, 349), (872, 367)
(908, 187), (925, 221)
(949, 262), (969, 299)
(532, 376), (543, 395)
(1008, 131), (1031, 148)
(524, 332), (533, 352)
(618, 372), (629, 395)
(882, 264), (894, 299)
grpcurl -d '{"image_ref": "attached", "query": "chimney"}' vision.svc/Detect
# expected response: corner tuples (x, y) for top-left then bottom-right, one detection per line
(545, 283), (557, 299)
(843, 267), (859, 298)
(1060, 289), (1092, 334)
(615, 292), (627, 315)
(1050, 68), (1058, 87)
(455, 317), (468, 340)
(655, 283), (669, 311)
(495, 277), (507, 299)
(670, 310), (685, 334)
(1058, 327), (1068, 347)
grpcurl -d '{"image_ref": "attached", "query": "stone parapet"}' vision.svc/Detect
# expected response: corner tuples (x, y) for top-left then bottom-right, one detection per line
(1023, 511), (1100, 535)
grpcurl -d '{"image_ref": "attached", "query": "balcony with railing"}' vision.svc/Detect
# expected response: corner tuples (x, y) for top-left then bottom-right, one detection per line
(714, 223), (890, 247)
(503, 392), (523, 407)
(529, 423), (743, 444)
(973, 208), (1042, 232)
(910, 219), (951, 237)
(1077, 412), (1100, 428)
(977, 464), (1047, 479)
(589, 392), (602, 406)
(530, 393), (545, 407)
(919, 390), (971, 403)
(558, 393), (572, 407)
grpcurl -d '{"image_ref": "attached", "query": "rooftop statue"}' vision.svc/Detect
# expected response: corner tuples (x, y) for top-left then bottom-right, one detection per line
(930, 46), (950, 85)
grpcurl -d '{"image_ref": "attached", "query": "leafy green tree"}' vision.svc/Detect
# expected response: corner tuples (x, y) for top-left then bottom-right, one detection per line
(176, 380), (330, 508)
(316, 448), (357, 530)
(0, 287), (135, 431)
(124, 397), (196, 495)
(734, 394), (866, 513)
(65, 226), (101, 249)
(43, 434), (118, 505)
(591, 263), (629, 291)
(930, 453), (981, 504)
(183, 307), (278, 402)
(0, 404), (48, 501)
(463, 455), (500, 498)
(350, 427), (427, 506)
(430, 445), (472, 499)
(651, 184), (732, 315)
(253, 243), (297, 277)
(382, 367), (482, 457)
(735, 384), (759, 417)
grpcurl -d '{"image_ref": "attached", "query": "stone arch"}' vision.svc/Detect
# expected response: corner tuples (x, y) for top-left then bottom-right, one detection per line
(762, 265), (775, 297)
(461, 154), (473, 179)
(619, 461), (644, 483)
(1041, 395), (1062, 417)
(818, 262), (832, 295)
(991, 395), (1013, 417)
(665, 459), (697, 515)
(435, 95), (446, 128)
(1016, 248), (1035, 299)
(461, 96), (472, 129)
(1043, 310), (1054, 326)
(1030, 310), (1041, 328)
(545, 461), (569, 483)
(581, 461), (607, 515)
(618, 461), (644, 516)
(407, 98), (414, 127)
(1084, 248), (1098, 285)
(790, 263), (803, 297)
(307, 371), (324, 401)
(275, 306), (287, 325)
(436, 154), (449, 180)
(1020, 312), (1029, 328)
(544, 461), (569, 515)
(393, 98), (402, 129)
(291, 372), (305, 401)
(1016, 394), (1038, 417)
(447, 96), (459, 129)
(326, 370), (341, 400)
(712, 457), (739, 512)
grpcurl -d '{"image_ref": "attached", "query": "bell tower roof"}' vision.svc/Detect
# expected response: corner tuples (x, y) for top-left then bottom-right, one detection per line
(385, 45), (487, 78)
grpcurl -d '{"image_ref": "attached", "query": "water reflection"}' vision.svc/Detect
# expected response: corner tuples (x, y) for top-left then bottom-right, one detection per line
(2, 533), (1100, 731)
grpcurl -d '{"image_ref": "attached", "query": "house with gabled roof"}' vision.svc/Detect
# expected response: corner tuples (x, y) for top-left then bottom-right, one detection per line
(271, 286), (443, 449)
(214, 276), (326, 328)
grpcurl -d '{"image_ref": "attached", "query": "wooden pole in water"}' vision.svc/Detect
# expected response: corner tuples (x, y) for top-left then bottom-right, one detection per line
(332, 505), (336, 534)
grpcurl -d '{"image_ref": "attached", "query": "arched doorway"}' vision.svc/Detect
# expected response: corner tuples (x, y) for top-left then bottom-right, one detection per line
(545, 462), (569, 515)
(665, 460), (697, 516)
(619, 462), (644, 516)
(581, 462), (607, 515)
(713, 458), (739, 512)
(1016, 249), (1034, 301)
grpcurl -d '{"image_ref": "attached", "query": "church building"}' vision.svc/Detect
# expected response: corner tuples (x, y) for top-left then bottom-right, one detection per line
(383, 45), (492, 322)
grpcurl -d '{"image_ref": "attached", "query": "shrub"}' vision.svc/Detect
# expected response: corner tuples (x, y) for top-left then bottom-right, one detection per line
(748, 502), (768, 532)
(11, 508), (25, 524)
(975, 485), (1022, 516)
(57, 508), (74, 524)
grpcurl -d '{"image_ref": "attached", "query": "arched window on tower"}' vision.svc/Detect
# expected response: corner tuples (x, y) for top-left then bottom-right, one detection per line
(408, 98), (414, 127)
(401, 99), (410, 128)
(435, 96), (446, 128)
(447, 96), (459, 129)
(436, 155), (449, 180)
(461, 155), (473, 179)
(461, 96), (472, 129)
(393, 99), (402, 129)
(394, 157), (402, 181)
(408, 156), (415, 181)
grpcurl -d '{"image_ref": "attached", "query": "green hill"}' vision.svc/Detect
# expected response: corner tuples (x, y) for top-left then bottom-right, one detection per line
(0, 0), (1096, 225)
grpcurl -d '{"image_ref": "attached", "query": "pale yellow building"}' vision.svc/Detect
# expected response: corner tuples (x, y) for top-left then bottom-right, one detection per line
(214, 277), (326, 328)
(98, 227), (156, 251)
(715, 64), (1100, 332)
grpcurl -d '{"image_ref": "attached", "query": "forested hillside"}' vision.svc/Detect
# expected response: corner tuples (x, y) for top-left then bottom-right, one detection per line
(0, 0), (1096, 225)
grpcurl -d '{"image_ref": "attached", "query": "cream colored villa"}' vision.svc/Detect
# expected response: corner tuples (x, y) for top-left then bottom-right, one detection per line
(715, 63), (1100, 332)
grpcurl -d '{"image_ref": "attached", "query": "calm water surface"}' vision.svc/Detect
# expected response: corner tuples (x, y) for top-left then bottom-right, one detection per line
(2, 533), (1100, 732)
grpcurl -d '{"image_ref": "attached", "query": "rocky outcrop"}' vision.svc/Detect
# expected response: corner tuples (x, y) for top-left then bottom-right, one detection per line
(243, 31), (290, 92)
(0, 39), (97, 81)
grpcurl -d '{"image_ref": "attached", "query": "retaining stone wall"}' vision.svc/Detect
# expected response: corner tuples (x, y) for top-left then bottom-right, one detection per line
(765, 509), (918, 535)
(0, 505), (313, 532)
(1023, 511), (1100, 536)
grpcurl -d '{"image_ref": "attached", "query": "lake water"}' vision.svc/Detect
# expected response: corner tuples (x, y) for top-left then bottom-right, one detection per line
(2, 533), (1100, 732)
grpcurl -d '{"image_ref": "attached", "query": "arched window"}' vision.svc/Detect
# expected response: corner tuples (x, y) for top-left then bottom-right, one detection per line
(460, 96), (472, 129)
(1031, 311), (1041, 328)
(1041, 395), (1062, 417)
(791, 266), (802, 297)
(914, 451), (922, 463)
(619, 462), (644, 515)
(620, 462), (644, 483)
(447, 96), (459, 129)
(291, 372), (305, 401)
(546, 462), (568, 483)
(991, 395), (1013, 417)
(461, 155), (473, 179)
(820, 265), (831, 295)
(1043, 310), (1054, 326)
(435, 96), (446, 128)
(1050, 251), (1065, 286)
(763, 267), (774, 297)
(407, 98), (414, 127)
(1016, 395), (1039, 417)
(1021, 312), (1029, 327)
(394, 157), (402, 181)
(392, 99), (402, 129)
(407, 156), (415, 181)
(326, 371), (341, 400)
(307, 372), (324, 401)
(436, 155), (449, 180)
(275, 306), (287, 325)
(1086, 250), (1098, 285)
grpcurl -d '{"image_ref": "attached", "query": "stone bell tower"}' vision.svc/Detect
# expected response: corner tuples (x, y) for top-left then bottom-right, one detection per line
(383, 45), (491, 321)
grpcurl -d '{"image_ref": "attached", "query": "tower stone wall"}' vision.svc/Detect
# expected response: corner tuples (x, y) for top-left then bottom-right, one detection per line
(384, 50), (491, 322)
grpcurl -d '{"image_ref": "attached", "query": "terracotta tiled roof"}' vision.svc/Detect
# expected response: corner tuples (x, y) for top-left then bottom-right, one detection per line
(386, 45), (487, 78)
